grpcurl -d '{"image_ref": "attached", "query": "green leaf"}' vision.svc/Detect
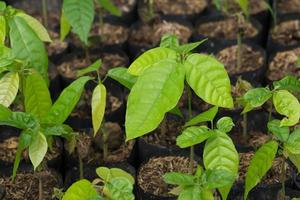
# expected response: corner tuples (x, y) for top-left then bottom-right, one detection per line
(63, 0), (94, 44)
(184, 106), (218, 127)
(44, 124), (74, 139)
(0, 72), (19, 107)
(0, 15), (6, 44)
(284, 128), (300, 154)
(287, 152), (300, 172)
(107, 67), (137, 89)
(163, 172), (195, 186)
(0, 45), (14, 68)
(185, 54), (233, 108)
(159, 34), (179, 50)
(240, 87), (272, 114)
(77, 59), (102, 77)
(235, 0), (249, 17)
(63, 179), (100, 200)
(169, 106), (183, 118)
(203, 169), (236, 189)
(273, 76), (300, 93)
(97, 0), (121, 16)
(216, 117), (234, 133)
(29, 132), (48, 170)
(273, 90), (300, 126)
(92, 83), (106, 135)
(60, 11), (71, 41)
(125, 60), (185, 140)
(24, 73), (52, 120)
(178, 186), (202, 200)
(96, 167), (135, 185)
(105, 178), (134, 200)
(175, 39), (208, 55)
(267, 120), (289, 142)
(0, 1), (6, 12)
(16, 12), (52, 42)
(9, 16), (48, 80)
(44, 76), (91, 124)
(244, 141), (278, 200)
(127, 47), (177, 76)
(176, 126), (213, 148)
(204, 131), (239, 199)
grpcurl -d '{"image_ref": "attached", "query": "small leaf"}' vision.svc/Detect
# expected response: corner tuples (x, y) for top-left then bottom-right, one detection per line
(62, 179), (100, 200)
(273, 76), (300, 93)
(16, 12), (52, 42)
(184, 106), (218, 127)
(176, 126), (213, 148)
(60, 11), (71, 41)
(203, 169), (236, 189)
(96, 167), (135, 185)
(159, 34), (179, 50)
(273, 90), (300, 126)
(127, 47), (177, 76)
(107, 67), (137, 89)
(284, 128), (300, 154)
(185, 54), (233, 108)
(244, 141), (278, 200)
(163, 172), (195, 186)
(29, 132), (48, 170)
(267, 120), (289, 142)
(175, 39), (208, 54)
(97, 0), (121, 16)
(105, 178), (134, 200)
(92, 83), (106, 135)
(216, 117), (234, 133)
(77, 59), (102, 77)
(169, 106), (183, 118)
(0, 72), (19, 107)
(0, 15), (6, 44)
(44, 124), (74, 139)
(178, 186), (202, 200)
(286, 151), (300, 172)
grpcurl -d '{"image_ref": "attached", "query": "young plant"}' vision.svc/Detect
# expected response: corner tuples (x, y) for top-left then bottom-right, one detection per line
(164, 166), (236, 199)
(62, 167), (135, 200)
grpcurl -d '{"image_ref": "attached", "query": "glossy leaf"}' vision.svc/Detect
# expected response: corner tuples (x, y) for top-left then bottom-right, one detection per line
(16, 12), (52, 42)
(60, 11), (71, 41)
(44, 76), (91, 124)
(267, 120), (289, 142)
(178, 186), (202, 200)
(0, 45), (14, 68)
(284, 128), (300, 154)
(126, 60), (185, 140)
(92, 83), (106, 135)
(44, 124), (74, 139)
(204, 131), (239, 199)
(185, 54), (233, 108)
(0, 72), (19, 107)
(273, 76), (300, 93)
(163, 172), (195, 186)
(244, 141), (278, 200)
(203, 169), (236, 189)
(105, 178), (134, 200)
(63, 0), (94, 44)
(62, 179), (100, 200)
(107, 67), (137, 89)
(24, 73), (52, 119)
(159, 34), (179, 50)
(176, 126), (213, 148)
(97, 0), (121, 16)
(216, 117), (234, 133)
(96, 167), (134, 185)
(77, 59), (102, 77)
(184, 106), (218, 127)
(127, 47), (177, 76)
(29, 132), (48, 170)
(175, 39), (208, 55)
(0, 15), (6, 44)
(273, 90), (300, 126)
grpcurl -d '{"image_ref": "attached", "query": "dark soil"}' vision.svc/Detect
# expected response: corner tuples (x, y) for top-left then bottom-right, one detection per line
(271, 19), (300, 46)
(178, 87), (211, 112)
(0, 169), (62, 200)
(277, 0), (300, 14)
(153, 0), (207, 15)
(47, 31), (68, 57)
(137, 156), (197, 197)
(216, 44), (264, 75)
(108, 0), (136, 15)
(129, 19), (192, 46)
(267, 47), (300, 81)
(231, 130), (270, 149)
(196, 16), (258, 40)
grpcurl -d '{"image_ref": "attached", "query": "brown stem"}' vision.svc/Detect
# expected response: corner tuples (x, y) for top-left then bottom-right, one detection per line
(38, 174), (43, 200)
(102, 127), (109, 162)
(79, 156), (84, 180)
(42, 0), (48, 28)
(242, 113), (247, 140)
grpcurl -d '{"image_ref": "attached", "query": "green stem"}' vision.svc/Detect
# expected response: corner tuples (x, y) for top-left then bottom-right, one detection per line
(84, 46), (91, 64)
(189, 145), (194, 174)
(37, 173), (43, 200)
(79, 156), (83, 180)
(187, 86), (194, 174)
(242, 113), (247, 140)
(210, 120), (214, 129)
(268, 102), (273, 122)
(273, 0), (277, 26)
(237, 31), (242, 71)
(148, 0), (154, 19)
(41, 0), (48, 28)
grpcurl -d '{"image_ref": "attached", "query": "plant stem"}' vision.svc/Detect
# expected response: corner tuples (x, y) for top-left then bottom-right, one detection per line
(41, 0), (48, 28)
(210, 120), (214, 129)
(273, 0), (277, 26)
(189, 145), (194, 174)
(237, 31), (242, 71)
(38, 173), (43, 200)
(242, 113), (247, 140)
(79, 156), (83, 180)
(187, 87), (194, 174)
(148, 0), (154, 19)
(84, 46), (91, 64)
(268, 102), (273, 122)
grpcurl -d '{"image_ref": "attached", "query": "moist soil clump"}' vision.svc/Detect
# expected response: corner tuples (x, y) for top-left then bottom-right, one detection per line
(271, 19), (300, 46)
(153, 0), (207, 15)
(277, 0), (300, 15)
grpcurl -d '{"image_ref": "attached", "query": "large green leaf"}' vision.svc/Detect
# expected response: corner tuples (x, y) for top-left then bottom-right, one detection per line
(60, 11), (71, 41)
(63, 179), (100, 200)
(9, 16), (48, 80)
(0, 15), (6, 44)
(175, 39), (207, 55)
(176, 126), (213, 148)
(273, 76), (300, 93)
(63, 0), (94, 44)
(96, 167), (135, 185)
(92, 83), (106, 135)
(273, 90), (300, 126)
(127, 47), (177, 76)
(203, 131), (239, 199)
(125, 60), (185, 140)
(184, 106), (218, 127)
(24, 73), (52, 120)
(244, 141), (278, 200)
(267, 120), (289, 142)
(0, 72), (19, 107)
(29, 131), (48, 170)
(44, 76), (91, 124)
(185, 54), (233, 108)
(105, 178), (134, 200)
(163, 172), (195, 186)
(203, 169), (236, 189)
(16, 12), (52, 42)
(97, 0), (121, 16)
(107, 67), (137, 89)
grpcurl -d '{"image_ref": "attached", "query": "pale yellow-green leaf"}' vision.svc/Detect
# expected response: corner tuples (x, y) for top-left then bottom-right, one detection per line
(16, 12), (52, 42)
(0, 72), (19, 107)
(60, 11), (71, 41)
(92, 83), (106, 135)
(0, 16), (6, 44)
(29, 132), (48, 170)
